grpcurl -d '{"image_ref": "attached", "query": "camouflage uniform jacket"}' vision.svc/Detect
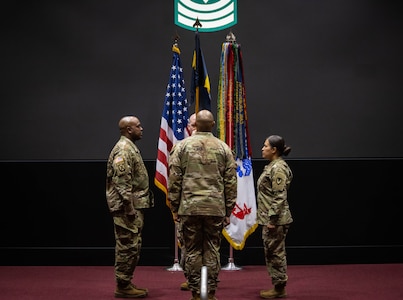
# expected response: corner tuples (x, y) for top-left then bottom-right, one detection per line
(257, 157), (293, 226)
(168, 132), (237, 217)
(106, 136), (153, 213)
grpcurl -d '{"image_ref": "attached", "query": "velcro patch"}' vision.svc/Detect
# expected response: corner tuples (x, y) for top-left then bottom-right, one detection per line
(114, 157), (123, 163)
(114, 156), (126, 174)
(272, 172), (286, 191)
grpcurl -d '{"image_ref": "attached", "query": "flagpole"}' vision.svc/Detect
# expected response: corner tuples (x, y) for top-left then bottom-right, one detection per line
(193, 18), (202, 113)
(166, 222), (183, 271)
(195, 87), (199, 113)
(161, 33), (185, 272)
(220, 31), (244, 272)
(221, 245), (241, 271)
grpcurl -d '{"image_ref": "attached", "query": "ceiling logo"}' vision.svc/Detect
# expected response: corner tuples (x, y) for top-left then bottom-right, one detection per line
(174, 0), (237, 32)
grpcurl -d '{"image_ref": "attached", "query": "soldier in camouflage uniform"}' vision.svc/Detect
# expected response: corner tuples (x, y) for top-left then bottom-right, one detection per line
(257, 135), (293, 299)
(179, 112), (197, 292)
(106, 116), (154, 298)
(168, 110), (237, 300)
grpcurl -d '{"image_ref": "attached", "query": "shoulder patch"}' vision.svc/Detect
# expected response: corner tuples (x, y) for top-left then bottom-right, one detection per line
(114, 157), (124, 163)
(272, 172), (287, 191)
(114, 156), (126, 174)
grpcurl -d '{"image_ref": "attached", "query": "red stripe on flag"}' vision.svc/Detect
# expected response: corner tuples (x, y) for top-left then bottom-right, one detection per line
(155, 125), (172, 206)
(155, 44), (189, 209)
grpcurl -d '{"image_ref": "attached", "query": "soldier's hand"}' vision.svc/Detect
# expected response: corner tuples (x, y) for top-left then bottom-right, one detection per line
(125, 203), (136, 216)
(112, 210), (124, 217)
(267, 223), (276, 229)
(223, 216), (230, 227)
(172, 212), (180, 222)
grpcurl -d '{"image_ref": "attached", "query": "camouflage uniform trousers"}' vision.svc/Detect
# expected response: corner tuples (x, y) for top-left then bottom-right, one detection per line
(262, 224), (290, 286)
(113, 209), (144, 286)
(177, 221), (187, 274)
(181, 215), (224, 294)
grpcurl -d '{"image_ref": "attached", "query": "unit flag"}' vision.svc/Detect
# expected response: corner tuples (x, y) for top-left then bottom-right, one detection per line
(217, 37), (257, 250)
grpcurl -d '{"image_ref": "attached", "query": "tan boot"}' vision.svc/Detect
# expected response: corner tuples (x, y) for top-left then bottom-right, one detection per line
(180, 281), (190, 290)
(115, 283), (148, 298)
(190, 291), (201, 300)
(131, 283), (148, 294)
(208, 290), (218, 300)
(260, 284), (287, 299)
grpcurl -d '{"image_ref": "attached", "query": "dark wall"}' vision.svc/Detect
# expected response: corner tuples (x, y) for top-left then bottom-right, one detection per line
(1, 0), (402, 266)
(1, 159), (402, 266)
(1, 1), (403, 160)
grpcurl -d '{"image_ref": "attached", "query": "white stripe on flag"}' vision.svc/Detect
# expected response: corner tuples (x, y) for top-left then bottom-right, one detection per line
(223, 158), (257, 250)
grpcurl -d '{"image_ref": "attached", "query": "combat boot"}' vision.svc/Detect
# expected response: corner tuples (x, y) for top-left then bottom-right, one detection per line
(180, 281), (190, 290)
(208, 290), (217, 300)
(115, 283), (148, 298)
(260, 284), (287, 299)
(190, 291), (201, 300)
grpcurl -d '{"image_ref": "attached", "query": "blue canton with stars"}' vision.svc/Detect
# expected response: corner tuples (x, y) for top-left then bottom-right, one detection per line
(163, 50), (189, 140)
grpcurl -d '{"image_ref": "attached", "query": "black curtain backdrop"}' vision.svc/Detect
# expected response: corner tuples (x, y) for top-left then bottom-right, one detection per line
(1, 0), (403, 160)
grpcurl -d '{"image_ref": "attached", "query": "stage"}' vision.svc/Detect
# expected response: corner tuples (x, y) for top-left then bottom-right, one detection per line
(1, 264), (402, 299)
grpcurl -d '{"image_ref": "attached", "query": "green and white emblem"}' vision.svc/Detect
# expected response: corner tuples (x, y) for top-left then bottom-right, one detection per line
(174, 0), (237, 32)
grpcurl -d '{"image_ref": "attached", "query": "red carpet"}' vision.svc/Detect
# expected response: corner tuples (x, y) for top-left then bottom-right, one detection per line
(0, 264), (402, 299)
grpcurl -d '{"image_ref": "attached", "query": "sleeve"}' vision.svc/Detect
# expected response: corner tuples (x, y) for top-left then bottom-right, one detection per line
(268, 168), (288, 224)
(168, 144), (183, 213)
(223, 148), (238, 217)
(111, 150), (133, 205)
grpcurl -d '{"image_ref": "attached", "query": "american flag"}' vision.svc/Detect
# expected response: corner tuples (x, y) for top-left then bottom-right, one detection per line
(155, 44), (190, 206)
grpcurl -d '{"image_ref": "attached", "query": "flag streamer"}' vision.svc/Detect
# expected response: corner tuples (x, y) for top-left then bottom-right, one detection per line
(218, 40), (257, 250)
(155, 44), (190, 206)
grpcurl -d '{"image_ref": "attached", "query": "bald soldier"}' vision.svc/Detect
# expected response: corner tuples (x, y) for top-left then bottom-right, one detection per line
(186, 113), (197, 136)
(168, 110), (237, 300)
(106, 115), (154, 298)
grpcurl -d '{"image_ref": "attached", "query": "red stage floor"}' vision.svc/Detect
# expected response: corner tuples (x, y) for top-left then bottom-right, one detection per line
(0, 264), (402, 299)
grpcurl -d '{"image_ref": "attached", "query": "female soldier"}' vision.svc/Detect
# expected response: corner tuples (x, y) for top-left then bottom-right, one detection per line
(257, 135), (293, 299)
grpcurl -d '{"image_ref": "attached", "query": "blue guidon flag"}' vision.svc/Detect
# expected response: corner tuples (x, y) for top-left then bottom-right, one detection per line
(174, 0), (237, 32)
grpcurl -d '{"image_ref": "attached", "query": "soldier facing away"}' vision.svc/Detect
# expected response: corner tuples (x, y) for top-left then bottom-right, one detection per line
(168, 110), (237, 300)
